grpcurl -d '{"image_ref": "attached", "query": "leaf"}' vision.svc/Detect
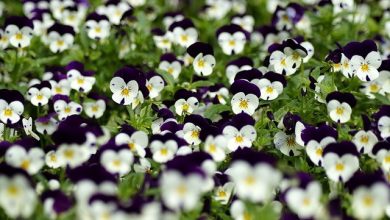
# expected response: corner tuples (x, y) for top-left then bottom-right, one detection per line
(190, 80), (214, 89)
(159, 70), (175, 87)
(204, 104), (231, 119)
(373, 93), (390, 105)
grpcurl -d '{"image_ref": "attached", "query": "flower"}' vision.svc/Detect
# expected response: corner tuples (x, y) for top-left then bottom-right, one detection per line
(85, 13), (111, 40)
(66, 61), (96, 93)
(203, 135), (228, 162)
(115, 125), (149, 157)
(46, 23), (75, 53)
(326, 91), (356, 123)
(26, 81), (51, 106)
(230, 80), (260, 115)
(231, 14), (254, 32)
(216, 24), (248, 55)
(225, 56), (253, 84)
(96, 1), (131, 25)
(187, 42), (216, 76)
(252, 71), (286, 100)
(53, 95), (82, 121)
(150, 138), (178, 163)
(4, 16), (34, 48)
(168, 18), (198, 48)
(222, 113), (257, 152)
(5, 144), (44, 175)
(0, 89), (25, 125)
(99, 144), (134, 176)
(174, 89), (200, 116)
(158, 53), (182, 80)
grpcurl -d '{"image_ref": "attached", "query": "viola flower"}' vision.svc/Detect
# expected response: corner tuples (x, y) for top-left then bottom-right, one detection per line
(187, 42), (216, 76)
(60, 6), (86, 32)
(216, 24), (248, 55)
(301, 124), (338, 166)
(274, 113), (305, 156)
(174, 90), (200, 116)
(0, 165), (37, 219)
(343, 40), (382, 81)
(346, 172), (389, 220)
(252, 25), (290, 50)
(373, 105), (390, 139)
(23, 0), (49, 17)
(99, 144), (134, 176)
(83, 98), (106, 119)
(226, 57), (253, 84)
(332, 0), (354, 14)
(0, 89), (25, 125)
(168, 18), (198, 48)
(230, 80), (260, 115)
(285, 174), (323, 219)
(203, 0), (232, 20)
(213, 173), (234, 204)
(322, 141), (359, 182)
(272, 3), (305, 31)
(226, 148), (281, 202)
(48, 68), (71, 96)
(269, 39), (308, 76)
(372, 141), (390, 172)
(53, 95), (82, 121)
(0, 28), (9, 49)
(5, 144), (44, 175)
(35, 113), (58, 135)
(231, 14), (254, 32)
(96, 0), (131, 25)
(41, 190), (73, 219)
(326, 91), (356, 123)
(30, 9), (54, 36)
(222, 113), (257, 152)
(46, 23), (75, 53)
(22, 117), (40, 141)
(151, 28), (172, 51)
(150, 139), (178, 163)
(352, 117), (378, 155)
(204, 135), (228, 162)
(66, 61), (96, 93)
(109, 67), (144, 105)
(26, 81), (52, 106)
(206, 84), (229, 104)
(158, 53), (182, 80)
(115, 125), (149, 157)
(133, 158), (152, 173)
(253, 71), (286, 100)
(4, 16), (34, 48)
(85, 13), (111, 40)
(162, 12), (184, 28)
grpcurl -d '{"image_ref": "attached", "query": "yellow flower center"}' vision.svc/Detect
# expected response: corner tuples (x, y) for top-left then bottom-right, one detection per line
(363, 196), (373, 207)
(121, 88), (130, 96)
(50, 154), (57, 162)
(335, 163), (344, 171)
(64, 148), (74, 159)
(36, 94), (43, 100)
(239, 99), (248, 109)
(162, 39), (170, 44)
(280, 58), (287, 66)
(292, 52), (300, 60)
(191, 130), (199, 138)
(7, 185), (19, 197)
(146, 84), (152, 91)
(95, 27), (102, 33)
(303, 197), (311, 206)
(3, 108), (12, 117)
(182, 103), (190, 112)
(92, 105), (99, 112)
(77, 78), (84, 85)
(218, 190), (226, 197)
(316, 148), (323, 156)
(64, 106), (71, 113)
(369, 84), (379, 93)
(208, 144), (217, 153)
(20, 160), (30, 170)
(228, 40), (236, 46)
(176, 184), (187, 196)
(244, 175), (255, 186)
(180, 34), (188, 42)
(113, 159), (121, 167)
(128, 142), (135, 151)
(343, 61), (349, 68)
(160, 148), (168, 155)
(336, 107), (344, 115)
(266, 86), (274, 94)
(15, 33), (23, 40)
(333, 63), (341, 69)
(286, 136), (296, 147)
(55, 87), (62, 94)
(360, 135), (369, 144)
(167, 67), (174, 74)
(197, 59), (205, 68)
(235, 135), (244, 143)
(361, 64), (369, 72)
(384, 155), (390, 163)
(57, 40), (64, 46)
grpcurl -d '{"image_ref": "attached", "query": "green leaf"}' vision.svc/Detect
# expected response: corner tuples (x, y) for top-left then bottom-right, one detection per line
(373, 93), (390, 105)
(204, 104), (231, 119)
(190, 80), (214, 89)
(159, 71), (175, 87)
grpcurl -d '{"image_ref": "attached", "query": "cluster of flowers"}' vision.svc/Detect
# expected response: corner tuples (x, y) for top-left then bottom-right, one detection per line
(0, 0), (390, 219)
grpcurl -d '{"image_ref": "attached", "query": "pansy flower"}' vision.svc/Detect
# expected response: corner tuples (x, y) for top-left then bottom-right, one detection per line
(96, 0), (131, 25)
(253, 71), (286, 100)
(151, 28), (172, 52)
(205, 84), (229, 105)
(346, 172), (389, 219)
(203, 0), (232, 20)
(4, 16), (34, 48)
(216, 24), (248, 55)
(226, 148), (281, 202)
(252, 25), (290, 50)
(35, 113), (58, 135)
(30, 9), (54, 36)
(0, 28), (9, 49)
(174, 89), (200, 116)
(53, 95), (82, 121)
(60, 5), (86, 32)
(271, 3), (305, 31)
(48, 67), (71, 96)
(274, 113), (305, 156)
(168, 18), (198, 48)
(187, 42), (216, 76)
(23, 0), (49, 17)
(322, 141), (359, 182)
(150, 135), (179, 163)
(46, 23), (75, 53)
(301, 124), (338, 166)
(83, 93), (106, 119)
(98, 142), (134, 176)
(213, 173), (234, 204)
(26, 81), (52, 106)
(231, 14), (254, 32)
(352, 116), (379, 155)
(222, 113), (257, 152)
(343, 40), (382, 81)
(181, 114), (210, 146)
(373, 105), (390, 139)
(284, 173), (323, 219)
(332, 0), (354, 14)
(269, 39), (308, 75)
(326, 91), (356, 123)
(226, 56), (253, 84)
(372, 141), (390, 172)
(144, 72), (165, 99)
(158, 53), (182, 80)
(162, 12), (184, 28)
(203, 135), (228, 162)
(5, 140), (44, 175)
(230, 80), (260, 115)
(0, 89), (24, 125)
(85, 12), (111, 40)
(0, 164), (37, 219)
(65, 61), (96, 93)
(114, 125), (148, 158)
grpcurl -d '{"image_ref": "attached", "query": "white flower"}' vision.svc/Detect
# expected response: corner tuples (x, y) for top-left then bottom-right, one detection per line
(35, 117), (58, 135)
(0, 123), (4, 140)
(5, 145), (44, 175)
(97, 2), (130, 25)
(109, 77), (139, 105)
(47, 32), (74, 53)
(50, 79), (71, 96)
(327, 100), (352, 123)
(332, 0), (354, 14)
(133, 158), (152, 173)
(352, 130), (378, 155)
(218, 32), (246, 55)
(45, 150), (62, 169)
(115, 131), (149, 157)
(174, 97), (199, 116)
(131, 91), (144, 110)
(306, 137), (336, 166)
(286, 182), (322, 219)
(183, 123), (201, 145)
(146, 76), (165, 98)
(322, 153), (359, 182)
(56, 143), (90, 168)
(193, 53), (216, 76)
(83, 100), (106, 119)
(0, 174), (37, 218)
(160, 170), (203, 211)
(85, 20), (110, 40)
(375, 149), (390, 172)
(253, 78), (283, 100)
(226, 161), (282, 202)
(0, 100), (24, 124)
(351, 183), (389, 220)
(54, 100), (82, 121)
(269, 50), (296, 75)
(223, 125), (256, 152)
(158, 60), (182, 80)
(100, 149), (134, 176)
(67, 69), (96, 93)
(226, 64), (252, 84)
(230, 200), (253, 220)
(232, 15), (254, 32)
(378, 116), (390, 139)
(301, 41), (314, 63)
(27, 86), (51, 106)
(0, 29), (9, 49)
(5, 25), (34, 48)
(274, 131), (303, 156)
(350, 51), (382, 81)
(171, 27), (197, 48)
(213, 182), (234, 204)
(150, 140), (178, 163)
(153, 34), (172, 51)
(204, 135), (227, 162)
(231, 92), (259, 115)
(22, 117), (40, 141)
(340, 54), (354, 78)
